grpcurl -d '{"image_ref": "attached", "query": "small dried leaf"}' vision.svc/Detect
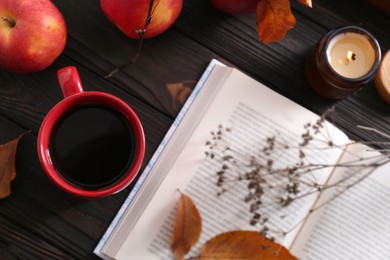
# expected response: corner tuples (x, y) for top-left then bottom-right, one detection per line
(166, 81), (193, 111)
(0, 132), (27, 198)
(171, 193), (202, 260)
(200, 230), (297, 260)
(256, 0), (296, 43)
(298, 0), (312, 8)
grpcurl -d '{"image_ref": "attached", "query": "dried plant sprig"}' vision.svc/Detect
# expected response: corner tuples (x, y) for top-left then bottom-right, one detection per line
(205, 109), (390, 242)
(357, 125), (390, 140)
(105, 0), (159, 78)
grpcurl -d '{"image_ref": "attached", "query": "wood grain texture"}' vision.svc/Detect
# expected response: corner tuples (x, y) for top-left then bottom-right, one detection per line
(0, 0), (388, 258)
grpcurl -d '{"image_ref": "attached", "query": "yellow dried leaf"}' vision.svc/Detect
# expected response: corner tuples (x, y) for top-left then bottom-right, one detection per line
(256, 0), (296, 43)
(0, 132), (27, 198)
(166, 81), (193, 110)
(171, 193), (202, 260)
(200, 230), (297, 260)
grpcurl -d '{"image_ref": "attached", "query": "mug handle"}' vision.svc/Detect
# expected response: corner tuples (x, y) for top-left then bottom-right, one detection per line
(57, 66), (84, 98)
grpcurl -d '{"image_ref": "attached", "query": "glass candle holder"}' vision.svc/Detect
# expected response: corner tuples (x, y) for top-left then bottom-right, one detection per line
(305, 25), (381, 99)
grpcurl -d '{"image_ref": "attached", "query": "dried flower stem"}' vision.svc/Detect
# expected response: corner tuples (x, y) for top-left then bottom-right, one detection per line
(281, 165), (377, 238)
(205, 109), (390, 241)
(105, 0), (159, 78)
(357, 125), (390, 139)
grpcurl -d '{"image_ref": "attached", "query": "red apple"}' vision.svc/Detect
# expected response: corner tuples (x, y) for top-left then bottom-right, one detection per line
(0, 0), (67, 73)
(209, 0), (259, 15)
(100, 0), (182, 39)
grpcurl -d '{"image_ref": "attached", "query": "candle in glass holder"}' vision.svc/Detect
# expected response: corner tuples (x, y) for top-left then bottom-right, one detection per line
(305, 26), (381, 99)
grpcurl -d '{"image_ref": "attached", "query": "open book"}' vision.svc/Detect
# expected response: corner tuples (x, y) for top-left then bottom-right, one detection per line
(95, 60), (390, 259)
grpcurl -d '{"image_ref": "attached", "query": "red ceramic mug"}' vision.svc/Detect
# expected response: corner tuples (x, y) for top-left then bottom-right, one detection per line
(37, 66), (145, 198)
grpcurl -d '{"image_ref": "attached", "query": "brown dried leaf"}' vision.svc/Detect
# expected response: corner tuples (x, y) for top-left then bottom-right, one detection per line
(256, 0), (296, 43)
(0, 132), (27, 198)
(200, 230), (297, 260)
(298, 0), (312, 8)
(171, 193), (202, 260)
(166, 81), (193, 110)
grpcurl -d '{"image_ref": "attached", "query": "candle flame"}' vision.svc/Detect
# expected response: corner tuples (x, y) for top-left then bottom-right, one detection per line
(338, 50), (357, 66)
(347, 51), (356, 61)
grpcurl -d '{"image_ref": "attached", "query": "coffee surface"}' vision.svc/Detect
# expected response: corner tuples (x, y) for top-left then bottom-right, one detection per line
(50, 104), (135, 189)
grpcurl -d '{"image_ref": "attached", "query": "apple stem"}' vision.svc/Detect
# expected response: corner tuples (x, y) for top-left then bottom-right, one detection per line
(105, 0), (160, 78)
(0, 16), (16, 28)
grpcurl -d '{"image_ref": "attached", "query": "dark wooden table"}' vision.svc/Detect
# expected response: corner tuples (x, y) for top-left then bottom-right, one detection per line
(0, 0), (388, 259)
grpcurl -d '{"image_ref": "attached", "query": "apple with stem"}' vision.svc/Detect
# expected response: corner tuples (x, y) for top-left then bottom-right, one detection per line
(0, 0), (67, 74)
(100, 0), (183, 39)
(209, 0), (259, 15)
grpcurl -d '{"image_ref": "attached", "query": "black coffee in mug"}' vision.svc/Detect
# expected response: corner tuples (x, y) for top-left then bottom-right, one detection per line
(38, 66), (145, 198)
(49, 103), (136, 190)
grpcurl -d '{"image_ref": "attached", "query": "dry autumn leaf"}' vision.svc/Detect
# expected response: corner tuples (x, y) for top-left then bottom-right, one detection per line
(256, 0), (296, 43)
(200, 230), (297, 260)
(166, 81), (194, 111)
(0, 132), (28, 198)
(171, 192), (202, 260)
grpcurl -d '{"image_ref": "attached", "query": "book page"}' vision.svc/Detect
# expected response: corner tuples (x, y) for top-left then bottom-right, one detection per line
(113, 66), (350, 259)
(290, 143), (390, 259)
(96, 60), (225, 259)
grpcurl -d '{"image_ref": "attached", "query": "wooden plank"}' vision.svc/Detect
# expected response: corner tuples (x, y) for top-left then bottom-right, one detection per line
(0, 133), (128, 258)
(0, 215), (70, 259)
(0, 115), (26, 143)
